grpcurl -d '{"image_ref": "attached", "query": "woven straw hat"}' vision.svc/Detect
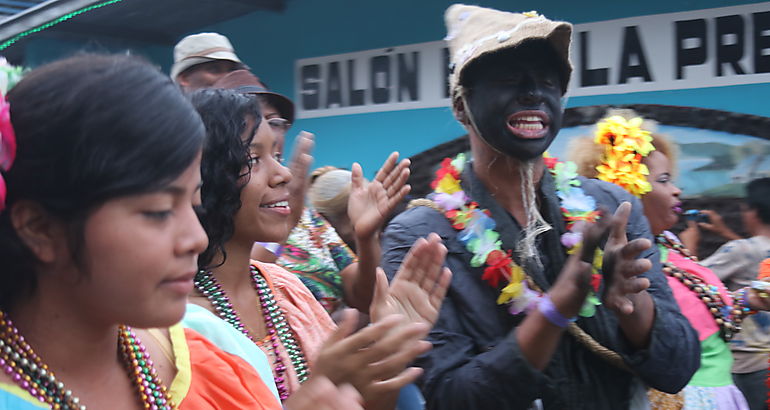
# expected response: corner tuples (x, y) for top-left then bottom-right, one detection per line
(444, 4), (572, 100)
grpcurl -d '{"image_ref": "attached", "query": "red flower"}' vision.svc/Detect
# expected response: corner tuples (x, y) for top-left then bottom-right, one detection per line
(591, 273), (602, 293)
(431, 158), (460, 189)
(543, 155), (558, 169)
(485, 249), (506, 266)
(482, 255), (512, 288)
(446, 209), (469, 230)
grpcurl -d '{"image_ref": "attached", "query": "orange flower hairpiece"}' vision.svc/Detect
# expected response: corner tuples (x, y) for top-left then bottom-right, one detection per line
(594, 115), (654, 197)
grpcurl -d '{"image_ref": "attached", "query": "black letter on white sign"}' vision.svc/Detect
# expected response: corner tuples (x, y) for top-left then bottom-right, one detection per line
(618, 26), (653, 83)
(716, 15), (746, 76)
(370, 55), (390, 104)
(675, 19), (707, 79)
(397, 52), (419, 102)
(301, 64), (320, 110)
(579, 31), (609, 87)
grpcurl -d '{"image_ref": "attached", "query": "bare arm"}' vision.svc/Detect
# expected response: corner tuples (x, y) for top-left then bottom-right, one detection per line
(344, 153), (410, 311)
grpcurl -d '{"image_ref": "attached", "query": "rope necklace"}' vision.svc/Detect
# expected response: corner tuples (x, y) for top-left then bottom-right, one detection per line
(194, 265), (309, 401)
(0, 311), (173, 410)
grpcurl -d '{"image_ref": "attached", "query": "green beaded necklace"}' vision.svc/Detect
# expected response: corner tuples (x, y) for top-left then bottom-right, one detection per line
(194, 264), (309, 401)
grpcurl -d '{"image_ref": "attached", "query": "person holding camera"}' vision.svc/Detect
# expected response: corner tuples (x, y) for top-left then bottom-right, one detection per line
(694, 179), (770, 410)
(679, 209), (743, 256)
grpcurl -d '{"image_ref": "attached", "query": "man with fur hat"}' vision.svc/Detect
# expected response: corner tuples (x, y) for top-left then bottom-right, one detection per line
(381, 5), (699, 409)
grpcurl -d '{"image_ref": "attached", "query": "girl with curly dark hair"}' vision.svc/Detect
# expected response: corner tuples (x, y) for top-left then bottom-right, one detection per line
(186, 88), (451, 409)
(0, 54), (368, 410)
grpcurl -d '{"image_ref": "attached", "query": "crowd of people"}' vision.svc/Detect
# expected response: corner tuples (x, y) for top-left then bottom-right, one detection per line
(0, 3), (768, 410)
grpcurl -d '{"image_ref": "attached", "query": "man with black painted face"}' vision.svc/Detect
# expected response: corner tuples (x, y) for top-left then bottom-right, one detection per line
(381, 5), (699, 409)
(461, 42), (564, 161)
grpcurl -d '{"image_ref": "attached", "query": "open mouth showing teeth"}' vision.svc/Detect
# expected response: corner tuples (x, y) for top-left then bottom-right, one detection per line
(506, 112), (549, 139)
(508, 115), (545, 130)
(261, 200), (289, 208)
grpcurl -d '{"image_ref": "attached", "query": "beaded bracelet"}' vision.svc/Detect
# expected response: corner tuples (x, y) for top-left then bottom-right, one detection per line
(736, 287), (758, 317)
(539, 294), (577, 328)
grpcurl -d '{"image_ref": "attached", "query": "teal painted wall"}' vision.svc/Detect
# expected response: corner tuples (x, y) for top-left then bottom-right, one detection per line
(198, 0), (770, 175)
(23, 35), (166, 68)
(18, 0), (770, 175)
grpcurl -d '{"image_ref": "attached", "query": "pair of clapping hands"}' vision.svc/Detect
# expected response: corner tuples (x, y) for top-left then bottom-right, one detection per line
(283, 132), (451, 410)
(285, 234), (450, 410)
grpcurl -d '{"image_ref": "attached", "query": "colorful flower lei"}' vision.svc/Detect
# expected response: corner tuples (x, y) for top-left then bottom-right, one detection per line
(594, 115), (654, 197)
(430, 153), (604, 317)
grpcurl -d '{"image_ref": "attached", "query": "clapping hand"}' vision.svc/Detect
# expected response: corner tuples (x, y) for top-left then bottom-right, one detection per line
(369, 233), (452, 326)
(312, 310), (431, 409)
(600, 202), (653, 315)
(286, 132), (315, 230)
(284, 376), (363, 410)
(348, 152), (411, 240)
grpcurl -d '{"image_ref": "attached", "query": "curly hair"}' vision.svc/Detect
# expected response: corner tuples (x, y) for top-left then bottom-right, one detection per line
(568, 108), (679, 179)
(190, 89), (261, 270)
(0, 54), (204, 309)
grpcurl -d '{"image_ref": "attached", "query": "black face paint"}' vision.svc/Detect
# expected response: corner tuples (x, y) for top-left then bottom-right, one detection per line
(462, 41), (565, 160)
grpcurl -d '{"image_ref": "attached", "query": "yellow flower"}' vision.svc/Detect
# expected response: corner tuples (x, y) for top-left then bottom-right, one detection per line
(497, 281), (522, 304)
(435, 173), (461, 194)
(592, 249), (603, 274)
(522, 10), (540, 18)
(595, 116), (653, 156)
(509, 264), (525, 283)
(594, 115), (655, 197)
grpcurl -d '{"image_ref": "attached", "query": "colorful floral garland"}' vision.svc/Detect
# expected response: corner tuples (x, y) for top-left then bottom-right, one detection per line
(594, 115), (655, 197)
(430, 153), (603, 316)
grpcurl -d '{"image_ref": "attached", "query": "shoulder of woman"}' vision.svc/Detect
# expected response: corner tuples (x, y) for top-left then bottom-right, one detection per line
(251, 261), (336, 362)
(252, 260), (310, 291)
(578, 176), (637, 209)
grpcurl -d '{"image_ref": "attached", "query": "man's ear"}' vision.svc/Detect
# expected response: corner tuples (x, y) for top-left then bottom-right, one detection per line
(175, 73), (190, 90)
(10, 201), (66, 264)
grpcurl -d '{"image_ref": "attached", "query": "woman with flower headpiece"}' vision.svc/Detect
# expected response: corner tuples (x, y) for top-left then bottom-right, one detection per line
(569, 109), (770, 409)
(381, 4), (699, 410)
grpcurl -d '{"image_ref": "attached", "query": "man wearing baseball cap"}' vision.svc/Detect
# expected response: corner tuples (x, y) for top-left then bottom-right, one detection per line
(171, 32), (248, 92)
(380, 4), (699, 409)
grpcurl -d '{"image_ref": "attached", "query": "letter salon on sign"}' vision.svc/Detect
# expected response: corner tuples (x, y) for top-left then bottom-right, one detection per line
(295, 2), (770, 119)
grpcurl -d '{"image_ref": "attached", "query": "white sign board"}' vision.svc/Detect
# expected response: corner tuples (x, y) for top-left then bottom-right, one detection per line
(295, 2), (770, 119)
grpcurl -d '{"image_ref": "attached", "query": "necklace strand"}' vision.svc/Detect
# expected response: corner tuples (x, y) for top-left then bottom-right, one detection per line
(656, 233), (743, 341)
(0, 311), (173, 410)
(194, 265), (309, 401)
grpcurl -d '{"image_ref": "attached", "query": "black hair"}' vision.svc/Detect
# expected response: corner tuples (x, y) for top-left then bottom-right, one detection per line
(746, 177), (770, 224)
(0, 53), (205, 309)
(190, 88), (261, 270)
